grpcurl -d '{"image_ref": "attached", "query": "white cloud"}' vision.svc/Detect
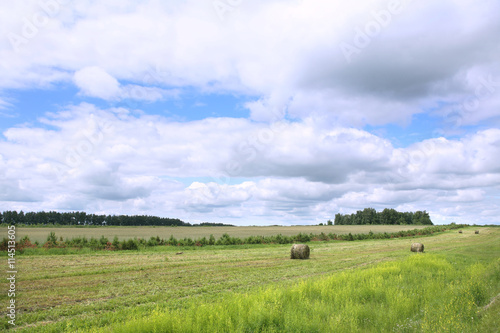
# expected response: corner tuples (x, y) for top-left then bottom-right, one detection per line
(0, 96), (10, 109)
(0, 1), (499, 225)
(0, 96), (15, 117)
(0, 106), (499, 224)
(1, 0), (499, 125)
(74, 66), (121, 100)
(73, 66), (178, 102)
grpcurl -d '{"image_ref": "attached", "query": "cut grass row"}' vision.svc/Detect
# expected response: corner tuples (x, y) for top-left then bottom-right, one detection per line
(1, 226), (498, 332)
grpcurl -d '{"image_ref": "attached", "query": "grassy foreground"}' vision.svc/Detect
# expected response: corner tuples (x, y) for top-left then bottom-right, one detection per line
(1, 226), (499, 332)
(109, 254), (499, 332)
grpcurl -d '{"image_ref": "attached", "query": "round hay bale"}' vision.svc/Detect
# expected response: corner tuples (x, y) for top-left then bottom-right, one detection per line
(475, 230), (479, 234)
(290, 244), (310, 259)
(458, 230), (463, 234)
(411, 243), (424, 253)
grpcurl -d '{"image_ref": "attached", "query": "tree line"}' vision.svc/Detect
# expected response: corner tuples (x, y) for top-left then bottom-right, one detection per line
(3, 224), (466, 253)
(334, 208), (433, 225)
(0, 210), (190, 226)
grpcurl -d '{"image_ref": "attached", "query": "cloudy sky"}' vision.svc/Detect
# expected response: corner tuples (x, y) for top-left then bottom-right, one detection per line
(1, 0), (499, 225)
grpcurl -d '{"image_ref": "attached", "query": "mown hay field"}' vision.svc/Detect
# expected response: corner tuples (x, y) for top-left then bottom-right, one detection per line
(16, 224), (431, 243)
(1, 226), (498, 332)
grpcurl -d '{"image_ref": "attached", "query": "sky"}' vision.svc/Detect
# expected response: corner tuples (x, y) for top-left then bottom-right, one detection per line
(0, 0), (499, 225)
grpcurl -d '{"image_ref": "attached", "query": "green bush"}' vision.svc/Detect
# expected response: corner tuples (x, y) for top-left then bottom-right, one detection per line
(9, 224), (468, 253)
(147, 236), (158, 247)
(46, 231), (57, 244)
(167, 235), (178, 246)
(208, 234), (216, 245)
(100, 236), (109, 246)
(122, 239), (139, 250)
(112, 236), (120, 249)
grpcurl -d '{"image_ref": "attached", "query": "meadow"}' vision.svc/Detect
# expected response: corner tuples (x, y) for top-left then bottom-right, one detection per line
(1, 226), (499, 332)
(15, 225), (431, 243)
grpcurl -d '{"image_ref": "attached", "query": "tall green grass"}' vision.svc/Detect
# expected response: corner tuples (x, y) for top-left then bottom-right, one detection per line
(95, 253), (499, 332)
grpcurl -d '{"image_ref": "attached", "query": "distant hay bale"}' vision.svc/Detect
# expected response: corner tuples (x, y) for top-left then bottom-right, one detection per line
(290, 244), (310, 259)
(458, 230), (463, 234)
(411, 243), (424, 253)
(475, 230), (479, 234)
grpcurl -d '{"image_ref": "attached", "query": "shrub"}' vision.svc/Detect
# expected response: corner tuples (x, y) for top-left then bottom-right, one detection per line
(17, 236), (36, 252)
(198, 237), (208, 246)
(46, 231), (57, 244)
(100, 236), (109, 246)
(122, 239), (139, 250)
(245, 236), (263, 244)
(147, 236), (158, 247)
(168, 235), (178, 246)
(89, 237), (101, 250)
(182, 237), (195, 246)
(0, 238), (8, 251)
(293, 233), (311, 243)
(112, 236), (120, 249)
(318, 232), (329, 241)
(216, 233), (233, 245)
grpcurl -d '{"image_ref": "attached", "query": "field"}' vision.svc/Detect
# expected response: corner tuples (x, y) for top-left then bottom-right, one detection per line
(1, 226), (499, 332)
(15, 225), (431, 243)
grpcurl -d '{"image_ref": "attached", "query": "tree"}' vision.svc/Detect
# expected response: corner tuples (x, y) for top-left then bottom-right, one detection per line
(333, 208), (433, 225)
(361, 208), (377, 225)
(413, 210), (432, 225)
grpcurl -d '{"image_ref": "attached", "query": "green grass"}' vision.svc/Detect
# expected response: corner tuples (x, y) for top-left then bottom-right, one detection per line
(1, 226), (498, 332)
(16, 225), (432, 243)
(105, 254), (500, 332)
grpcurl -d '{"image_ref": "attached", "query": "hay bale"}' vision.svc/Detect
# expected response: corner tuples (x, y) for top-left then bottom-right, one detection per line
(411, 243), (424, 253)
(475, 230), (479, 234)
(290, 244), (310, 259)
(458, 230), (463, 234)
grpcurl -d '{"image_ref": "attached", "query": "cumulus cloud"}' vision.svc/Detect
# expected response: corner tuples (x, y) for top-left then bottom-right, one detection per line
(0, 106), (499, 224)
(74, 66), (121, 100)
(0, 0), (499, 126)
(73, 66), (178, 102)
(0, 1), (499, 224)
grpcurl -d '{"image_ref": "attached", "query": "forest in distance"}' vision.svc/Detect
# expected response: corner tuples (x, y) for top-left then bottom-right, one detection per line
(333, 208), (433, 225)
(1, 208), (432, 226)
(1, 210), (205, 227)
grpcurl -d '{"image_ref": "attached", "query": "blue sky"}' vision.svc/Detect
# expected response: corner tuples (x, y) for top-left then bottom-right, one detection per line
(0, 0), (499, 225)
